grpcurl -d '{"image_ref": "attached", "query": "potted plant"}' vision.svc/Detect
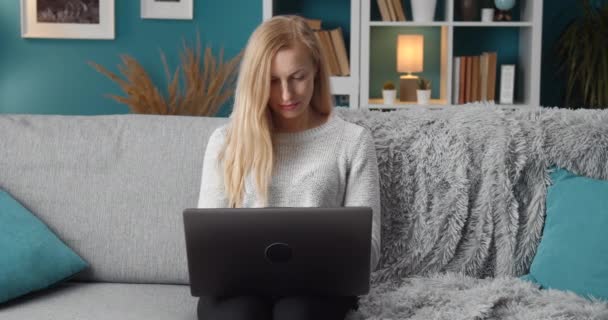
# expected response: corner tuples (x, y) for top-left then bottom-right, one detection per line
(90, 33), (241, 116)
(416, 77), (432, 105)
(382, 81), (397, 105)
(556, 0), (608, 109)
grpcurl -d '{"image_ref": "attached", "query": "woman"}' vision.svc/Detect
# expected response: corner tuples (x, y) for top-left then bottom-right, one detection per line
(197, 15), (381, 320)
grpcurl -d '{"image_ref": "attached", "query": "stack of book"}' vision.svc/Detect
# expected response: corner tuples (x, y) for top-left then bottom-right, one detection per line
(306, 19), (350, 76)
(452, 52), (498, 104)
(376, 0), (406, 21)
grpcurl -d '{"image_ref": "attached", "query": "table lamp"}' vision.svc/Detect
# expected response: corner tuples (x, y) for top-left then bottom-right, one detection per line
(397, 34), (424, 102)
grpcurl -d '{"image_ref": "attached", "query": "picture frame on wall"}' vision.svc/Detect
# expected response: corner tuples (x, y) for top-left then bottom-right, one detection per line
(141, 0), (193, 20)
(21, 0), (115, 39)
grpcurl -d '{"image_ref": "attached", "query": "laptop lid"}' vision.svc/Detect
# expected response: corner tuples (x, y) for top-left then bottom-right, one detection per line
(183, 207), (372, 297)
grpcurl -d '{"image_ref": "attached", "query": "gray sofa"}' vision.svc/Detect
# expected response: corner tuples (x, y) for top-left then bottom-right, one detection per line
(1, 107), (607, 319)
(1, 114), (224, 319)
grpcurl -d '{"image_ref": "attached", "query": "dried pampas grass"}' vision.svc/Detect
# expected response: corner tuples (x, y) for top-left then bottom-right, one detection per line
(90, 33), (241, 116)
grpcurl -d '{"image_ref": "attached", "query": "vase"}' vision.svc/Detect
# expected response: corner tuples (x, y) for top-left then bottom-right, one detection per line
(382, 90), (396, 105)
(411, 0), (437, 22)
(481, 8), (495, 22)
(417, 90), (431, 105)
(459, 0), (479, 21)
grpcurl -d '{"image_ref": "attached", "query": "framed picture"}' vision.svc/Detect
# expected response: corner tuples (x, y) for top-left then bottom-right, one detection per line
(21, 0), (115, 39)
(141, 0), (193, 20)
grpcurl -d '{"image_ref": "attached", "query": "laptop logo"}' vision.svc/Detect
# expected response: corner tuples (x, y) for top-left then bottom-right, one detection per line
(264, 242), (292, 263)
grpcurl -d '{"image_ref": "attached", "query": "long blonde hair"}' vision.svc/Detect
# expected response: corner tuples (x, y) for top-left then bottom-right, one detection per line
(220, 15), (333, 208)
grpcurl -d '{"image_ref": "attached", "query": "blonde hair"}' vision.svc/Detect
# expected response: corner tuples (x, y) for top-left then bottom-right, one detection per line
(220, 15), (333, 208)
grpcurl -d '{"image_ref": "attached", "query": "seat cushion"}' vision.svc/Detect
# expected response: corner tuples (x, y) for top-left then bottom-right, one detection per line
(0, 282), (198, 320)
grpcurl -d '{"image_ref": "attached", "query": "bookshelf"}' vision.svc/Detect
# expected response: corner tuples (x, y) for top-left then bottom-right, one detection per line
(263, 0), (361, 108)
(360, 0), (544, 110)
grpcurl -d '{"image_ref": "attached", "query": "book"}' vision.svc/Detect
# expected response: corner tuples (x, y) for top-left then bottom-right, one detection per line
(314, 31), (336, 76)
(453, 57), (461, 104)
(471, 55), (480, 102)
(499, 64), (515, 104)
(322, 30), (342, 76)
(305, 18), (322, 30)
(486, 52), (497, 102)
(459, 56), (467, 104)
(329, 28), (350, 76)
(392, 0), (406, 21)
(465, 56), (473, 103)
(377, 0), (391, 21)
(480, 53), (488, 102)
(385, 0), (397, 21)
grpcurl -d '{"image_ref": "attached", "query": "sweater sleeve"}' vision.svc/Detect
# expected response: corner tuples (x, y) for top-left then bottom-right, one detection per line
(344, 128), (382, 271)
(197, 127), (229, 208)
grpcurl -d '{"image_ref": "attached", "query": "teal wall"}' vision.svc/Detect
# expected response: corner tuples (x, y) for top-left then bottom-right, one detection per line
(0, 1), (596, 115)
(0, 1), (259, 116)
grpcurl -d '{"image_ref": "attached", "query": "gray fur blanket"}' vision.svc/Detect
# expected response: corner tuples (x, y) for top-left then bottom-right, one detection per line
(350, 272), (608, 320)
(337, 106), (608, 319)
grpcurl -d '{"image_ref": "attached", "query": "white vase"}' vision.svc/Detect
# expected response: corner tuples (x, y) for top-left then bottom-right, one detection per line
(417, 89), (431, 105)
(382, 90), (396, 105)
(412, 0), (437, 22)
(481, 8), (495, 22)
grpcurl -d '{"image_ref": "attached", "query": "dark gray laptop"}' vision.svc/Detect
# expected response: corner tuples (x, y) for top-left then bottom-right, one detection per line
(183, 207), (372, 297)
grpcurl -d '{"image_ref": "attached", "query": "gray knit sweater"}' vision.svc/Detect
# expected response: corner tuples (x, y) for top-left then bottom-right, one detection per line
(197, 112), (381, 270)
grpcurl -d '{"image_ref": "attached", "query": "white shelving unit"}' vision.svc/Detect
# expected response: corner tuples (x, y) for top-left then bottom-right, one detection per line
(263, 0), (361, 109)
(360, 0), (544, 110)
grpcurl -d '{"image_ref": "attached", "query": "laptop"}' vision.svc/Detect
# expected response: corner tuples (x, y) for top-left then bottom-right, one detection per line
(183, 207), (372, 297)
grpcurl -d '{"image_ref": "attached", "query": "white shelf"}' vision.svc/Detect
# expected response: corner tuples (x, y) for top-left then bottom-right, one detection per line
(330, 76), (356, 96)
(370, 21), (449, 27)
(452, 22), (533, 27)
(456, 104), (536, 109)
(370, 21), (532, 28)
(264, 0), (543, 110)
(360, 0), (543, 109)
(366, 98), (537, 110)
(367, 98), (448, 109)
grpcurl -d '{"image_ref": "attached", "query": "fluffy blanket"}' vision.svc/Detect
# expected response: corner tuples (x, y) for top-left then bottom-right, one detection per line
(337, 106), (608, 319)
(350, 273), (608, 320)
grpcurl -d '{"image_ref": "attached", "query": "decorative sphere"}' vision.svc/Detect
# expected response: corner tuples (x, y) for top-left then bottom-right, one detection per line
(494, 0), (516, 10)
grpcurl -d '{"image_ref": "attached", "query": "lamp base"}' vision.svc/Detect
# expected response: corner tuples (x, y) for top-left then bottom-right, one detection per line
(399, 76), (418, 102)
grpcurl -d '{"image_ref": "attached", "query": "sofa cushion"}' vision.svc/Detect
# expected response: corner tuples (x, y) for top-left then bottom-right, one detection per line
(0, 282), (198, 319)
(0, 189), (88, 304)
(525, 167), (608, 300)
(0, 114), (228, 284)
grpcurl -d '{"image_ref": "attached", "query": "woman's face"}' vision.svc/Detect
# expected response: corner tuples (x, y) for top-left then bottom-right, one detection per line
(268, 43), (316, 128)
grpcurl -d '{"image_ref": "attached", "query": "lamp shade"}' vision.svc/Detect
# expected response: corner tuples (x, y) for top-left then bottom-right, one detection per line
(397, 35), (424, 73)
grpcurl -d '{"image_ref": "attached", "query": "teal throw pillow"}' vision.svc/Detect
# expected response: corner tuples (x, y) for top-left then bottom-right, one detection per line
(0, 189), (88, 303)
(524, 167), (608, 300)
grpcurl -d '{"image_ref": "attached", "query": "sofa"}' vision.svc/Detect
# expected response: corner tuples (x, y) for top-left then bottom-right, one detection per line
(1, 106), (607, 320)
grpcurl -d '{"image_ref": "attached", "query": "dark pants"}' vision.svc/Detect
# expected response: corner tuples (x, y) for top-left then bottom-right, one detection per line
(197, 295), (358, 320)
